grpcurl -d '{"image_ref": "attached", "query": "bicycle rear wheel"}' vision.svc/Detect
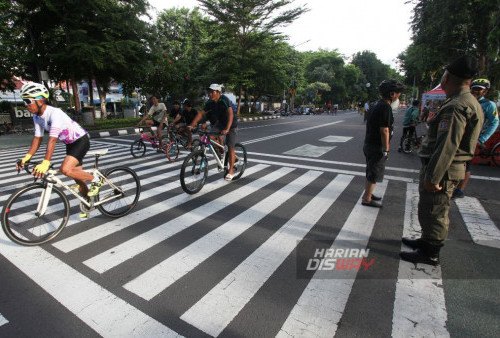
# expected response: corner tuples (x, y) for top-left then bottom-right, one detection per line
(166, 142), (180, 162)
(130, 140), (146, 158)
(402, 137), (414, 154)
(224, 143), (247, 180)
(491, 143), (500, 167)
(180, 150), (208, 194)
(97, 167), (141, 217)
(2, 183), (69, 246)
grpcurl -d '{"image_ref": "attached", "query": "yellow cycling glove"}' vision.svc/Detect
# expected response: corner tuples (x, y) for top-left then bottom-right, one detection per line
(21, 153), (32, 165)
(34, 160), (51, 175)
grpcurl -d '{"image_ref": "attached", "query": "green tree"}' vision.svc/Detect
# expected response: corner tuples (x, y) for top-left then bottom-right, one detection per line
(352, 51), (395, 102)
(197, 0), (309, 113)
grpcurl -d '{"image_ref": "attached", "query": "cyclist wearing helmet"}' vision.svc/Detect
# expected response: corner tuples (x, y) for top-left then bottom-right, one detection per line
(453, 78), (499, 198)
(362, 79), (405, 208)
(17, 82), (103, 212)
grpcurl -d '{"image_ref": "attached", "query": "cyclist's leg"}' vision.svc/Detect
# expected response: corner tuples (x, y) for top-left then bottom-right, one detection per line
(60, 135), (93, 195)
(225, 128), (237, 178)
(400, 127), (409, 150)
(144, 119), (155, 136)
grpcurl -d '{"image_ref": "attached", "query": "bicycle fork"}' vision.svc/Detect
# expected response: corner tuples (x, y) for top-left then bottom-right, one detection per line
(36, 183), (53, 217)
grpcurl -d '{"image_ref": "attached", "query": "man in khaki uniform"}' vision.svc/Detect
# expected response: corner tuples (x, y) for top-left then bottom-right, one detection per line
(400, 55), (484, 266)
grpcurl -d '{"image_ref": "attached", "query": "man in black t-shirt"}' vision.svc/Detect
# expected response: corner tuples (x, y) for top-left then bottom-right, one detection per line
(362, 79), (405, 208)
(170, 100), (198, 148)
(189, 84), (238, 181)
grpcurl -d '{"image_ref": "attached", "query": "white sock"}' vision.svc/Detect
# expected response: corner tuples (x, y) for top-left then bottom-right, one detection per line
(91, 174), (100, 183)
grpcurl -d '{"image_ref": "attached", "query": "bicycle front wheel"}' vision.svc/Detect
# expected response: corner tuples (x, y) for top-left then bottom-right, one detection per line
(180, 150), (208, 194)
(224, 143), (247, 180)
(491, 143), (500, 167)
(2, 183), (69, 246)
(166, 142), (180, 162)
(97, 167), (141, 217)
(130, 140), (146, 158)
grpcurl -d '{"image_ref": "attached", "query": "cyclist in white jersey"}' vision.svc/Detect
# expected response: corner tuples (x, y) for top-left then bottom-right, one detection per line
(16, 82), (103, 207)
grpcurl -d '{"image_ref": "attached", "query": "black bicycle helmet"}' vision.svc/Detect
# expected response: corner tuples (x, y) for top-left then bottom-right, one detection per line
(378, 79), (406, 97)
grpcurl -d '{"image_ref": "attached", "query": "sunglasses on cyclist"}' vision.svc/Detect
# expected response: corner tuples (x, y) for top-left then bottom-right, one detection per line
(23, 98), (37, 105)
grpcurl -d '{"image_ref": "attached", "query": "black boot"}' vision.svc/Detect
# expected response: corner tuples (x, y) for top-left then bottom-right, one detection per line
(400, 242), (440, 266)
(402, 237), (423, 250)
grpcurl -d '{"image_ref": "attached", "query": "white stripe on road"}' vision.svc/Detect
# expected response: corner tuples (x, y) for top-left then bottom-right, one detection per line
(83, 166), (291, 274)
(124, 170), (322, 300)
(251, 158), (414, 183)
(391, 183), (449, 338)
(0, 236), (181, 337)
(52, 160), (258, 253)
(242, 120), (343, 145)
(455, 196), (500, 249)
(0, 313), (8, 327)
(180, 174), (353, 337)
(277, 181), (387, 337)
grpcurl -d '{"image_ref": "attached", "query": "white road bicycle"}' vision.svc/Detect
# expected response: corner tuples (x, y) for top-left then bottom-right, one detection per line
(1, 149), (141, 246)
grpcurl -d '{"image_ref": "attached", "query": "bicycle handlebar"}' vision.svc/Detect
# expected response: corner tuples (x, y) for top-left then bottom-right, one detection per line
(16, 160), (54, 176)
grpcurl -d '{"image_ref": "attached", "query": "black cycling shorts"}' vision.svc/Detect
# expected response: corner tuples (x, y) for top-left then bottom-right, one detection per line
(66, 134), (90, 166)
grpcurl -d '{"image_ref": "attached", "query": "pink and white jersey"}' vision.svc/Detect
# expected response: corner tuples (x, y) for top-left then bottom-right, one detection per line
(33, 106), (88, 144)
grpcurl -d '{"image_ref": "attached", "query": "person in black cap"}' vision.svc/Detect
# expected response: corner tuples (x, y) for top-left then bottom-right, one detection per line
(399, 55), (484, 265)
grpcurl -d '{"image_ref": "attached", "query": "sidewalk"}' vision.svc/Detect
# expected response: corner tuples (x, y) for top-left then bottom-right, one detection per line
(0, 115), (282, 150)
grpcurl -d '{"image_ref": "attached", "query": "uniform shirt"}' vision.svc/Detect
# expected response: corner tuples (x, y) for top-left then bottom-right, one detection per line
(203, 94), (238, 130)
(418, 87), (483, 184)
(477, 97), (499, 144)
(147, 103), (167, 123)
(364, 100), (393, 146)
(33, 105), (87, 145)
(403, 105), (419, 127)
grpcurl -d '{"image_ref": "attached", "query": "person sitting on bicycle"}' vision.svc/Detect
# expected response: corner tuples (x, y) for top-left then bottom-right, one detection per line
(188, 83), (238, 181)
(16, 82), (103, 201)
(453, 78), (499, 198)
(398, 100), (420, 152)
(137, 95), (168, 150)
(169, 100), (198, 149)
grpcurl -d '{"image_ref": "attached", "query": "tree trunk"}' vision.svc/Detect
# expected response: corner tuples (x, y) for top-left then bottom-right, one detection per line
(96, 84), (107, 119)
(71, 78), (81, 113)
(88, 78), (96, 120)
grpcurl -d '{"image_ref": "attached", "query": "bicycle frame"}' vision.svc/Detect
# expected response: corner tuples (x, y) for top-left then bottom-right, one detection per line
(35, 168), (125, 216)
(199, 134), (226, 170)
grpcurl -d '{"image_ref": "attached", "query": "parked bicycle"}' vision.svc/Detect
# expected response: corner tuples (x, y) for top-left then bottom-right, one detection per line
(1, 149), (141, 246)
(180, 131), (247, 194)
(401, 132), (425, 154)
(474, 140), (500, 166)
(165, 128), (201, 162)
(130, 126), (170, 158)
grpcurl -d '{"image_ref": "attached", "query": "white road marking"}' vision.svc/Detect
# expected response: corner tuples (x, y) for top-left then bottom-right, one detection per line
(83, 166), (292, 274)
(455, 196), (500, 249)
(124, 170), (322, 300)
(0, 234), (181, 337)
(0, 313), (8, 327)
(277, 181), (387, 337)
(392, 183), (449, 338)
(53, 164), (268, 253)
(283, 144), (336, 157)
(180, 174), (353, 337)
(319, 135), (353, 143)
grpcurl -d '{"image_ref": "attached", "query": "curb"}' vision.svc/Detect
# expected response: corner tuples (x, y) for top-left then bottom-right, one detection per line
(88, 115), (282, 139)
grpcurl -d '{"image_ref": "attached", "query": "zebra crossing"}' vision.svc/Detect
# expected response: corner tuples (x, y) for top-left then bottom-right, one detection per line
(0, 142), (499, 337)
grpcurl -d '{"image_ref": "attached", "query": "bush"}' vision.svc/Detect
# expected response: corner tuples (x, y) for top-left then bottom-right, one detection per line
(82, 117), (141, 131)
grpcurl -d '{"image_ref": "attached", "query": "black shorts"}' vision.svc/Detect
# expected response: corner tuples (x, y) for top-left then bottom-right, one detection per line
(66, 134), (90, 166)
(363, 143), (387, 183)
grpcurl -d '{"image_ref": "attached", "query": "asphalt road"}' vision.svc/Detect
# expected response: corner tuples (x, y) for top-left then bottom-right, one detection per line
(0, 110), (499, 337)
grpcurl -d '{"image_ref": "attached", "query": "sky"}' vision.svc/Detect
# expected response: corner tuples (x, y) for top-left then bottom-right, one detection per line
(148, 0), (414, 67)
